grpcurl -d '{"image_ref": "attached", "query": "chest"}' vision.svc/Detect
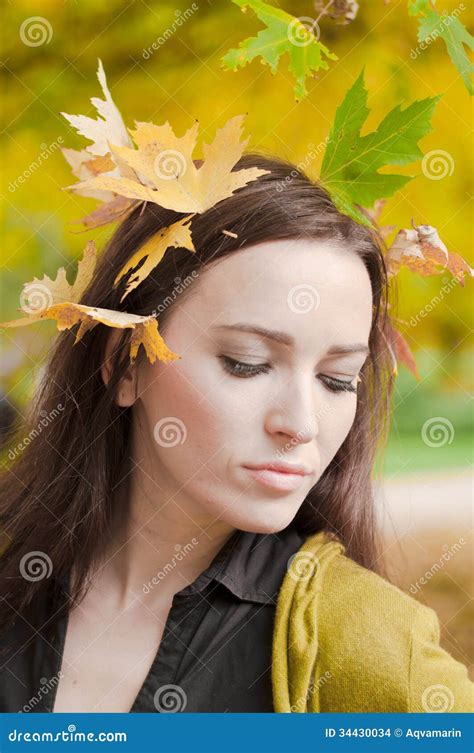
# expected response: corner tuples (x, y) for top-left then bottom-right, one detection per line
(52, 601), (169, 713)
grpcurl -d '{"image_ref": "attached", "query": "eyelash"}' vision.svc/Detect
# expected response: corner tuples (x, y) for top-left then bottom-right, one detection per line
(219, 356), (358, 394)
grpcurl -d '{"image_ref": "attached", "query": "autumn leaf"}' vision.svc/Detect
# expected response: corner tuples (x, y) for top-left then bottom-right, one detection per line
(77, 195), (138, 229)
(221, 0), (337, 101)
(386, 222), (474, 285)
(386, 321), (421, 380)
(0, 242), (180, 365)
(320, 69), (440, 225)
(66, 114), (269, 214)
(115, 214), (196, 301)
(61, 59), (139, 226)
(409, 1), (474, 95)
(61, 58), (132, 157)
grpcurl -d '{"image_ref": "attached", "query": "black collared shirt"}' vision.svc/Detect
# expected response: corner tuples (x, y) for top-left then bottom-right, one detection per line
(0, 522), (306, 712)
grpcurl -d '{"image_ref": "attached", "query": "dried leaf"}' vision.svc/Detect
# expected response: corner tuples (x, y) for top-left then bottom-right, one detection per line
(386, 223), (473, 285)
(115, 215), (196, 301)
(0, 242), (180, 364)
(390, 325), (420, 380)
(61, 59), (132, 157)
(75, 195), (138, 229)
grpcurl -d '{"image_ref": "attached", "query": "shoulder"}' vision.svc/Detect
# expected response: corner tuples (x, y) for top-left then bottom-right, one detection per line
(275, 531), (473, 712)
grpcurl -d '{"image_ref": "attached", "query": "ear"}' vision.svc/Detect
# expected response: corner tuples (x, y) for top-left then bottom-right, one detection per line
(100, 329), (137, 407)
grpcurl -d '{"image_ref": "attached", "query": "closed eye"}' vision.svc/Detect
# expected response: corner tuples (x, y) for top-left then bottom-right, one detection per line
(218, 356), (358, 394)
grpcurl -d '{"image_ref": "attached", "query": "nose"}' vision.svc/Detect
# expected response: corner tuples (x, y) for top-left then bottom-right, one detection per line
(264, 371), (319, 444)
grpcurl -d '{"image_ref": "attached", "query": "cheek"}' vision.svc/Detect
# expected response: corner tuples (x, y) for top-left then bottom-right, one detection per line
(319, 397), (358, 466)
(139, 364), (233, 463)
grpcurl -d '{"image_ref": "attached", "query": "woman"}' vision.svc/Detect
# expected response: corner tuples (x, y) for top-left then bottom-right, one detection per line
(0, 155), (471, 713)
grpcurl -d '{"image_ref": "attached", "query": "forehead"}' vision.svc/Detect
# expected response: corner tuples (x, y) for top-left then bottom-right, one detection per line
(181, 239), (373, 350)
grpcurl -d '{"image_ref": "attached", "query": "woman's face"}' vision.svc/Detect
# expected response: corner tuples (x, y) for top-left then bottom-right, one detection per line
(131, 238), (373, 534)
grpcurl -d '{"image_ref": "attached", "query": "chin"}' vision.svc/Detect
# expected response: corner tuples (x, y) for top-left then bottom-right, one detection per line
(224, 500), (300, 535)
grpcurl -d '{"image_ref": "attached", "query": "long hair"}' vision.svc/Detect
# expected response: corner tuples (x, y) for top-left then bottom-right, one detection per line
(0, 154), (395, 640)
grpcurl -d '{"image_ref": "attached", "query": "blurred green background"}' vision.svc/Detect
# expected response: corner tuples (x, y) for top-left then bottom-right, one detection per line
(1, 0), (473, 671)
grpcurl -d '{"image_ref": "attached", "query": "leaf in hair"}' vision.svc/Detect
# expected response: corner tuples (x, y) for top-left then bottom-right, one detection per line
(320, 69), (441, 226)
(115, 214), (196, 302)
(386, 223), (473, 285)
(66, 113), (269, 215)
(0, 242), (180, 365)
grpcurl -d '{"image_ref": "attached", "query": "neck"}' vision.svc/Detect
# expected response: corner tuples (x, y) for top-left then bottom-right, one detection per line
(92, 463), (236, 609)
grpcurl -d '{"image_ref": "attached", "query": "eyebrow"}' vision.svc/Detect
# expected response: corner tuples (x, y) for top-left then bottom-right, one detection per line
(213, 323), (370, 356)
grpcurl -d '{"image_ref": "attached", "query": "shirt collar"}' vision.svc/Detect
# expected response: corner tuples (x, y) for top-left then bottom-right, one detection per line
(179, 522), (305, 605)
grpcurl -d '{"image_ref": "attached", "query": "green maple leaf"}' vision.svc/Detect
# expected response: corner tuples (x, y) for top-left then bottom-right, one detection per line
(221, 0), (337, 101)
(408, 0), (431, 16)
(418, 10), (474, 95)
(320, 69), (441, 226)
(408, 1), (474, 95)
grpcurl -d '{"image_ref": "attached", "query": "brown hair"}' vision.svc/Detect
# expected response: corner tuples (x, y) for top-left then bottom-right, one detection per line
(0, 153), (395, 640)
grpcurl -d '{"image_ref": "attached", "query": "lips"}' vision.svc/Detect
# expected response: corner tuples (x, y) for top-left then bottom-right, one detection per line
(243, 462), (312, 476)
(242, 463), (313, 492)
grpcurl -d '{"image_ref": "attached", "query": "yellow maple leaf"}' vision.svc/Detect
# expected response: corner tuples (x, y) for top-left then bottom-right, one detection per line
(114, 214), (196, 302)
(66, 114), (270, 214)
(0, 242), (180, 365)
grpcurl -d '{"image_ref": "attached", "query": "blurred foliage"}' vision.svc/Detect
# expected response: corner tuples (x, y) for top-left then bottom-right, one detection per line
(1, 0), (473, 459)
(385, 529), (474, 678)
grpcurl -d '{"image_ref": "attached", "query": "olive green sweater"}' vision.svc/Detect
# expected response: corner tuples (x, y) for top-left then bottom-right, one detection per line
(272, 531), (473, 712)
